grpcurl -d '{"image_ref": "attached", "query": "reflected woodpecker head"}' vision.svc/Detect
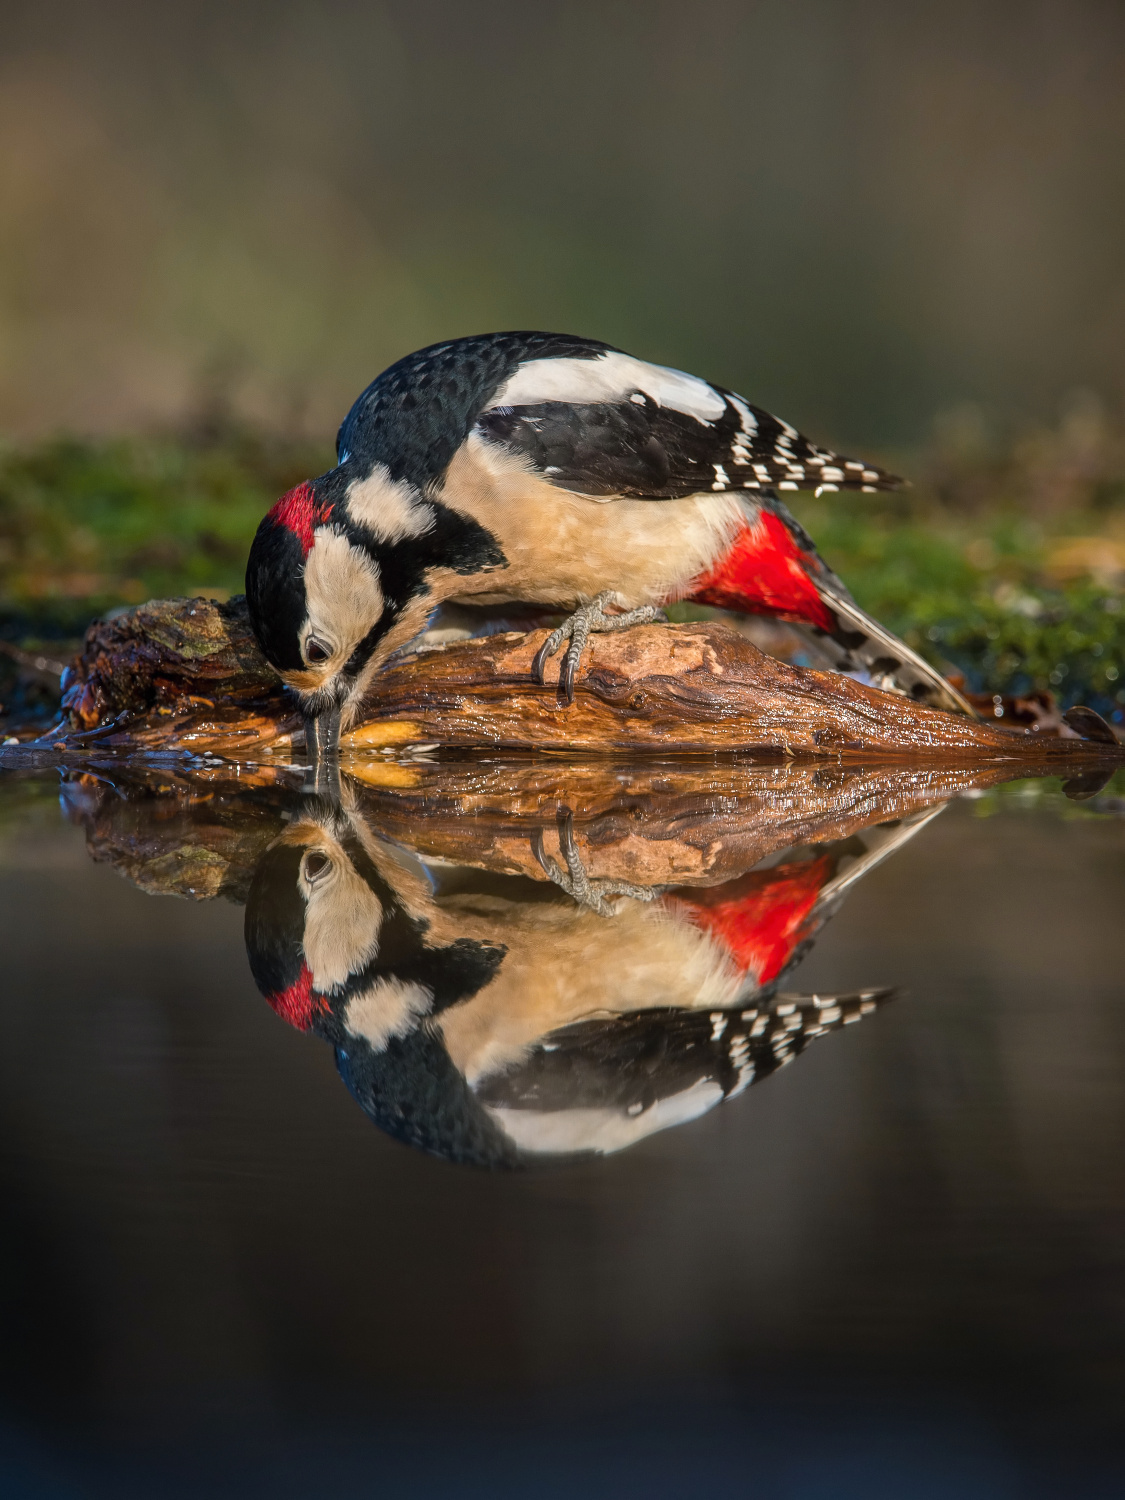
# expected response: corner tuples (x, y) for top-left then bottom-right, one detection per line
(243, 808), (393, 1034)
(245, 478), (389, 727)
(243, 803), (504, 1042)
(242, 802), (514, 1167)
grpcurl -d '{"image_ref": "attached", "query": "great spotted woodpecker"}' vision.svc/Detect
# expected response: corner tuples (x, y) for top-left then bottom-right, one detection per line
(242, 788), (937, 1167)
(245, 332), (973, 758)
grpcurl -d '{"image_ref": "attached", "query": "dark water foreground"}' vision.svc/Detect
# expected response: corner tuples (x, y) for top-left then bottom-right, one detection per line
(0, 759), (1123, 1498)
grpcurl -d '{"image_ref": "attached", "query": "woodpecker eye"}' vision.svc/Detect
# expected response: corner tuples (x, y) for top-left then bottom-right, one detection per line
(303, 850), (332, 883)
(305, 637), (331, 665)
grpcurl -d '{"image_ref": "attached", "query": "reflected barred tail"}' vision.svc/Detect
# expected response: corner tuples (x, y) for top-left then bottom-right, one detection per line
(719, 986), (898, 1095)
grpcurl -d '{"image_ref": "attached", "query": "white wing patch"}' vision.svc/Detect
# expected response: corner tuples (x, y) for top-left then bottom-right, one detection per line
(487, 351), (726, 423)
(487, 1078), (724, 1156)
(479, 348), (902, 497)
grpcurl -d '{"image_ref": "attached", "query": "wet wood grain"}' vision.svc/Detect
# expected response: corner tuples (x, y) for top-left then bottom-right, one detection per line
(63, 758), (1049, 902)
(23, 594), (1124, 767)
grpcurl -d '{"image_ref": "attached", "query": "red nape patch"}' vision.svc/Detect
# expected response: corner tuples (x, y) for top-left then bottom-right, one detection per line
(688, 508), (835, 632)
(266, 961), (329, 1031)
(670, 854), (835, 986)
(268, 482), (333, 558)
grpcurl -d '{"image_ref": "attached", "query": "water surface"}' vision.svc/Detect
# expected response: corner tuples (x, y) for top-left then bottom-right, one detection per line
(0, 762), (1123, 1497)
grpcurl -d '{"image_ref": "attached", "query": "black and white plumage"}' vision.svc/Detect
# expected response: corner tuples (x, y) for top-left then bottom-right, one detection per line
(337, 336), (890, 499)
(473, 989), (894, 1158)
(245, 333), (972, 749)
(242, 790), (931, 1168)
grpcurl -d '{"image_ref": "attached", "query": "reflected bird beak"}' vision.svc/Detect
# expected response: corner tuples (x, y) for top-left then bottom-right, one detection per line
(304, 704), (342, 797)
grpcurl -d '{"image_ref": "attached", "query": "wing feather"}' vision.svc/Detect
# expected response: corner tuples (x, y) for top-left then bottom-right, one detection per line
(476, 354), (903, 500)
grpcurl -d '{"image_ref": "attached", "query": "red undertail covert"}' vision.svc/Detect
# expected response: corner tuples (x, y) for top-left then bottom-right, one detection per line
(689, 508), (835, 632)
(672, 856), (834, 986)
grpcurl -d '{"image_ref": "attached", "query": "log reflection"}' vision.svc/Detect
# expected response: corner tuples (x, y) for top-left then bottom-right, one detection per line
(63, 760), (1016, 1166)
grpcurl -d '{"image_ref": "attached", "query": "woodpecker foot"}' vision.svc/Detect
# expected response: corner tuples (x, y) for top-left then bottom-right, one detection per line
(532, 591), (663, 704)
(533, 812), (657, 916)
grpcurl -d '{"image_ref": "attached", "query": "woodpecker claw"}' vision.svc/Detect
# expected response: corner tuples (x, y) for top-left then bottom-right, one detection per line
(532, 810), (658, 916)
(559, 643), (580, 704)
(531, 635), (556, 687)
(532, 591), (663, 704)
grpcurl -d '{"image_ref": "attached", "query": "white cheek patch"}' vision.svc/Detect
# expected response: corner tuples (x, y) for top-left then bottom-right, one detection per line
(301, 858), (385, 993)
(343, 978), (434, 1053)
(345, 463), (436, 544)
(488, 351), (726, 424)
(302, 527), (385, 665)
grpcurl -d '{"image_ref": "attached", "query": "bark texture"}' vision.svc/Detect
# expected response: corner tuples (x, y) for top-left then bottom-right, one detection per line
(12, 593), (1122, 768)
(62, 758), (1066, 903)
(342, 759), (1061, 889)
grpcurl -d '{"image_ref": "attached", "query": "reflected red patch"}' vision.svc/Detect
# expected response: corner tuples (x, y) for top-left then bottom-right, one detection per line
(267, 960), (329, 1031)
(689, 508), (835, 632)
(671, 854), (834, 986)
(269, 482), (333, 558)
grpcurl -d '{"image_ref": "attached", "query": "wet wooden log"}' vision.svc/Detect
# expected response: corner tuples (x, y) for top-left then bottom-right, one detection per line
(14, 593), (1124, 766)
(60, 759), (1051, 902)
(343, 759), (1052, 888)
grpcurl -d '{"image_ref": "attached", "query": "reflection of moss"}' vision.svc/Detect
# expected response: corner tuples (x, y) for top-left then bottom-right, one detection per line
(964, 769), (1125, 819)
(0, 428), (1123, 724)
(0, 777), (64, 841)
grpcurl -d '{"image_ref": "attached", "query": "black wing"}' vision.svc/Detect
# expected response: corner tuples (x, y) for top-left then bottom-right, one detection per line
(337, 333), (904, 497)
(475, 352), (903, 499)
(477, 988), (897, 1115)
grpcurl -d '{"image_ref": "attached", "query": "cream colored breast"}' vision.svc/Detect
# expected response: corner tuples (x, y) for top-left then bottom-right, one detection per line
(438, 433), (748, 610)
(435, 895), (745, 1088)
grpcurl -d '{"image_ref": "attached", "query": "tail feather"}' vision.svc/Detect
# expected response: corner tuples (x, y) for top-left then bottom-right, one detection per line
(688, 496), (977, 718)
(810, 583), (977, 718)
(726, 985), (898, 1094)
(811, 803), (947, 909)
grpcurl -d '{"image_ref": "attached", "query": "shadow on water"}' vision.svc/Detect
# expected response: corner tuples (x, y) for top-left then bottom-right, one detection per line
(0, 757), (1123, 1495)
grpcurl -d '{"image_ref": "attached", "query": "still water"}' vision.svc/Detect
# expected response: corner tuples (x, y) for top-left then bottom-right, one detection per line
(0, 759), (1123, 1498)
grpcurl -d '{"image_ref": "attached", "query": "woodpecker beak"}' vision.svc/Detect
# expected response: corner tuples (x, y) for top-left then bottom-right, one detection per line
(304, 703), (342, 797)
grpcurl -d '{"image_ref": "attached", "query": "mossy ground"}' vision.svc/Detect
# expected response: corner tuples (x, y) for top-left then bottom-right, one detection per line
(786, 492), (1125, 721)
(0, 426), (329, 620)
(1, 423), (1123, 727)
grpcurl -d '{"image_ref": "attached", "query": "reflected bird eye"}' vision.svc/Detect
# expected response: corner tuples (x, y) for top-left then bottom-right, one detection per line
(303, 850), (332, 882)
(305, 638), (330, 664)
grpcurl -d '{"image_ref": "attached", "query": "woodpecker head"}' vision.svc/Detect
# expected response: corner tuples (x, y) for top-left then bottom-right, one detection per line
(245, 478), (392, 757)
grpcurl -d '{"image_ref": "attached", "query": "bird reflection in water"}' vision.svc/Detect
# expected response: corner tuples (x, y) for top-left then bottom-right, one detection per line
(241, 770), (943, 1167)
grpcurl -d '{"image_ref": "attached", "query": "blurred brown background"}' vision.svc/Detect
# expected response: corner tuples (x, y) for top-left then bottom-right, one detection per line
(1, 0), (1124, 450)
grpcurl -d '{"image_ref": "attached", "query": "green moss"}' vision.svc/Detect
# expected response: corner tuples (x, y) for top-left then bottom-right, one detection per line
(786, 495), (1125, 719)
(0, 427), (331, 615)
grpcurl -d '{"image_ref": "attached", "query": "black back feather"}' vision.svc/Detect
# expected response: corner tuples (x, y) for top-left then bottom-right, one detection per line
(336, 332), (617, 488)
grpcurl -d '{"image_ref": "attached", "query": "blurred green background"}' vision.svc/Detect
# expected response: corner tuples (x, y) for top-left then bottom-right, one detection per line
(1, 0), (1124, 719)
